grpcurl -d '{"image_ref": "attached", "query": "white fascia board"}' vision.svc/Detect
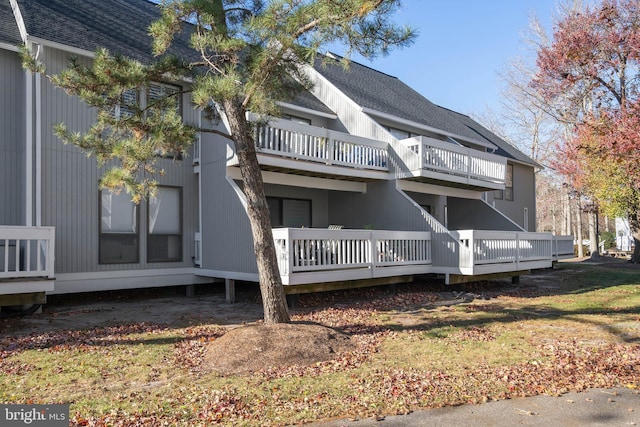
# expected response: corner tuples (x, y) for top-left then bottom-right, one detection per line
(27, 36), (96, 58)
(226, 167), (367, 193)
(0, 42), (20, 52)
(507, 157), (542, 170)
(9, 0), (27, 42)
(196, 269), (259, 282)
(24, 36), (196, 85)
(396, 180), (482, 199)
(360, 106), (496, 151)
(53, 268), (205, 294)
(277, 101), (337, 120)
(0, 280), (55, 295)
(302, 62), (369, 116)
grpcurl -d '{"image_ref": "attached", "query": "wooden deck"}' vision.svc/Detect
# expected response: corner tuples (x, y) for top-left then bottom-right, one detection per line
(272, 227), (573, 287)
(0, 226), (56, 299)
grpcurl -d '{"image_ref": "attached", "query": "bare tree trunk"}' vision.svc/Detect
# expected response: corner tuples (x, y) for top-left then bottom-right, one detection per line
(629, 213), (640, 264)
(563, 190), (572, 236)
(223, 100), (290, 324)
(574, 198), (584, 258)
(588, 209), (598, 257)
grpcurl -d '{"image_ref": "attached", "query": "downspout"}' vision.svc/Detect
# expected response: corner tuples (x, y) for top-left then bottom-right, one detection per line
(12, 0), (33, 226)
(25, 61), (33, 226)
(35, 44), (42, 227)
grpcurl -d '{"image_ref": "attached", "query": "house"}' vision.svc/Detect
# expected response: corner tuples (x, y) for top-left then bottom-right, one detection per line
(0, 0), (573, 310)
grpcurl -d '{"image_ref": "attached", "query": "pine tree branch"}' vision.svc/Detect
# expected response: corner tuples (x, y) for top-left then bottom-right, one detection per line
(197, 127), (233, 140)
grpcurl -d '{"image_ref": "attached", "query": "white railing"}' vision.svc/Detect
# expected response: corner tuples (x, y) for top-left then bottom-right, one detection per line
(0, 226), (55, 279)
(272, 228), (431, 283)
(552, 235), (574, 260)
(453, 230), (552, 270)
(400, 136), (507, 185)
(253, 118), (389, 171)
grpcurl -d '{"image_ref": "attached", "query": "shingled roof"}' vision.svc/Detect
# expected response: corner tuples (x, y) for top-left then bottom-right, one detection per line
(3, 0), (333, 115)
(3, 0), (532, 166)
(6, 0), (193, 62)
(0, 1), (21, 45)
(313, 54), (538, 167)
(442, 107), (540, 167)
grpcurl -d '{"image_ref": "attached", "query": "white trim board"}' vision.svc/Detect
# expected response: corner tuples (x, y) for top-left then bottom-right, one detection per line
(397, 180), (482, 199)
(53, 268), (211, 294)
(226, 167), (368, 193)
(277, 101), (338, 120)
(196, 269), (259, 282)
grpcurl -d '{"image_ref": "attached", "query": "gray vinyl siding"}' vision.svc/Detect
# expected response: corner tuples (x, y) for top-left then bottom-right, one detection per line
(487, 162), (537, 231)
(328, 181), (428, 231)
(199, 131), (256, 274)
(199, 128), (336, 277)
(447, 198), (522, 231)
(404, 192), (447, 224)
(38, 46), (198, 275)
(310, 72), (395, 144)
(0, 49), (25, 225)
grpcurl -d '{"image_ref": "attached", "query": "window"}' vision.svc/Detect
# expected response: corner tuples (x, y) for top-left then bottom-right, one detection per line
(283, 114), (312, 125)
(267, 197), (312, 228)
(109, 88), (138, 119)
(148, 82), (183, 159)
(147, 186), (182, 262)
(505, 163), (514, 201)
(100, 190), (139, 264)
(386, 126), (412, 140)
(148, 82), (182, 115)
(494, 163), (514, 201)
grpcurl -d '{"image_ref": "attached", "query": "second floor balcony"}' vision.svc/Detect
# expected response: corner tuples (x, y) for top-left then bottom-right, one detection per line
(226, 118), (509, 191)
(394, 136), (507, 191)
(227, 118), (390, 181)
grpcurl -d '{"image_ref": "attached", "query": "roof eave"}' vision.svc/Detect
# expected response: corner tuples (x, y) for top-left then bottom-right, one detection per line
(360, 106), (497, 151)
(277, 101), (337, 120)
(26, 35), (96, 58)
(0, 41), (20, 52)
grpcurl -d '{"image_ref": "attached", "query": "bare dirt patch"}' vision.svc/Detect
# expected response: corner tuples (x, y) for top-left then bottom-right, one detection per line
(203, 322), (354, 376)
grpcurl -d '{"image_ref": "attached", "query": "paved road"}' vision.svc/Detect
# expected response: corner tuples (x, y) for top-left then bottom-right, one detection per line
(310, 387), (640, 426)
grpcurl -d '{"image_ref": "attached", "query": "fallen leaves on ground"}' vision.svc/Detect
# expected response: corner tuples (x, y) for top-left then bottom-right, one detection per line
(2, 273), (639, 426)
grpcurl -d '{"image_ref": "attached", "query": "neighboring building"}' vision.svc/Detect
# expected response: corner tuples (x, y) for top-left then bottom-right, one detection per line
(0, 0), (573, 309)
(615, 218), (633, 252)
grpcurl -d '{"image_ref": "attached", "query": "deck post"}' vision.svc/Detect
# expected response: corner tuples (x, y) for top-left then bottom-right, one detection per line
(225, 278), (235, 304)
(286, 293), (299, 309)
(185, 285), (195, 298)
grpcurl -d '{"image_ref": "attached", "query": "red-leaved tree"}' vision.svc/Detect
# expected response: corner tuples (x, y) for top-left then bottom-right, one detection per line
(533, 0), (640, 261)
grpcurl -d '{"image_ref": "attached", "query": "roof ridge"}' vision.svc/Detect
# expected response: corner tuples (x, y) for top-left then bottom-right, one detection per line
(437, 104), (470, 118)
(325, 51), (399, 80)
